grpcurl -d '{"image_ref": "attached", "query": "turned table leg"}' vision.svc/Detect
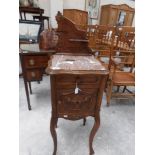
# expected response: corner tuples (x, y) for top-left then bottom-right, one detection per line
(28, 82), (32, 94)
(23, 79), (31, 110)
(50, 117), (57, 155)
(89, 113), (100, 155)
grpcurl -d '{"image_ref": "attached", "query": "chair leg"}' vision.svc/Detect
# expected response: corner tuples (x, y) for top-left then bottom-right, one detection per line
(83, 117), (86, 126)
(106, 80), (113, 106)
(116, 86), (120, 92)
(122, 86), (126, 92)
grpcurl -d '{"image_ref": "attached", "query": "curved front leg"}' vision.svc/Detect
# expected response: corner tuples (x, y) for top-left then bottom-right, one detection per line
(50, 117), (57, 155)
(89, 113), (100, 155)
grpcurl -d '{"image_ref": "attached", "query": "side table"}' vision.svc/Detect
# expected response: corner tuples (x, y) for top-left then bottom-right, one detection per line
(46, 54), (109, 155)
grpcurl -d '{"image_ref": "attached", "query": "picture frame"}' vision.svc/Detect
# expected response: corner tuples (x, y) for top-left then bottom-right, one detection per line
(85, 0), (100, 19)
(19, 20), (42, 43)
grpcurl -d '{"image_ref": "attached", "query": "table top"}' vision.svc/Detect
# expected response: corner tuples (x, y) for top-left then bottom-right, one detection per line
(19, 43), (56, 55)
(46, 54), (109, 75)
(19, 6), (44, 14)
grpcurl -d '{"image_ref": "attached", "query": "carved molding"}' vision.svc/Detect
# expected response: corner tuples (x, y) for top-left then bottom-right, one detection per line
(57, 91), (97, 115)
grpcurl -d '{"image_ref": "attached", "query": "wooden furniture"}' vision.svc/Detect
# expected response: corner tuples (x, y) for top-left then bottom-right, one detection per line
(106, 51), (135, 106)
(116, 26), (135, 51)
(56, 12), (91, 54)
(95, 25), (117, 56)
(46, 12), (109, 155)
(86, 25), (117, 68)
(108, 26), (135, 68)
(19, 6), (44, 20)
(86, 25), (98, 49)
(106, 26), (135, 106)
(19, 43), (56, 110)
(100, 4), (134, 26)
(33, 15), (50, 29)
(86, 25), (135, 68)
(63, 9), (88, 29)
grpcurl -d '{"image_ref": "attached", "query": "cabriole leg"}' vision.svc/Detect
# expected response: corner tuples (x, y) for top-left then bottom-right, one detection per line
(50, 117), (57, 155)
(89, 113), (100, 155)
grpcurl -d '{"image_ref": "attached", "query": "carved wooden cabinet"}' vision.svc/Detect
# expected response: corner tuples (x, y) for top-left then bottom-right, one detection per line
(63, 9), (88, 27)
(100, 4), (135, 26)
(46, 12), (109, 155)
(46, 54), (108, 155)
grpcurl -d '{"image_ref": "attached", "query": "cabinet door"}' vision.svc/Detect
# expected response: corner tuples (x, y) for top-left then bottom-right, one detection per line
(77, 11), (83, 25)
(82, 13), (88, 25)
(109, 9), (118, 26)
(63, 10), (75, 23)
(100, 7), (109, 25)
(125, 12), (134, 26)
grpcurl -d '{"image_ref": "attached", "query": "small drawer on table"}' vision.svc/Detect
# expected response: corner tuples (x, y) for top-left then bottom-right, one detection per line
(26, 69), (42, 81)
(23, 56), (49, 68)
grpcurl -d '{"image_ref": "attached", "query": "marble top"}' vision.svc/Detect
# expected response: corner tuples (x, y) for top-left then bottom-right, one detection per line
(51, 55), (106, 71)
(45, 54), (109, 76)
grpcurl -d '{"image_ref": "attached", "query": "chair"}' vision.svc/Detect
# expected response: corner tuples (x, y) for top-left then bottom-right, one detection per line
(106, 53), (135, 106)
(86, 25), (98, 49)
(94, 25), (117, 69)
(116, 26), (135, 51)
(112, 26), (135, 70)
(105, 26), (135, 106)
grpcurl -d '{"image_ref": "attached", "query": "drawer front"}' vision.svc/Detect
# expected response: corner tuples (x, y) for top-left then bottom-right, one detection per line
(53, 74), (106, 117)
(26, 69), (42, 81)
(56, 89), (97, 116)
(23, 55), (49, 68)
(55, 75), (102, 89)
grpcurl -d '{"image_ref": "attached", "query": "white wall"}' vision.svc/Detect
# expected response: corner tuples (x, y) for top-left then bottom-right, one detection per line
(50, 0), (63, 28)
(39, 0), (50, 16)
(63, 0), (85, 10)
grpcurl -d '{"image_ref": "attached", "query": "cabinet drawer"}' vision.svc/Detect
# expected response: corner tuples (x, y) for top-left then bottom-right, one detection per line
(23, 56), (49, 68)
(56, 75), (101, 84)
(26, 69), (42, 81)
(57, 90), (97, 116)
(55, 75), (102, 89)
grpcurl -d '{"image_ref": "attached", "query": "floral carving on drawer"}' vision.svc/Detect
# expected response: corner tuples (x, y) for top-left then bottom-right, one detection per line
(57, 91), (97, 115)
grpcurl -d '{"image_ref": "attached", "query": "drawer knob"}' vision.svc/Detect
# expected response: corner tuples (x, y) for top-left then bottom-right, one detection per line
(29, 59), (35, 65)
(31, 72), (36, 77)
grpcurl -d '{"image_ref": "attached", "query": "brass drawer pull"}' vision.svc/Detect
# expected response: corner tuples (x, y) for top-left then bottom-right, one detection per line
(29, 59), (35, 65)
(31, 72), (36, 77)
